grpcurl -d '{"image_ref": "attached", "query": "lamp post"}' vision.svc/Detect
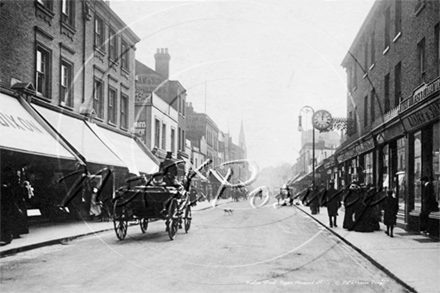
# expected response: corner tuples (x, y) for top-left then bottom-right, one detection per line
(297, 106), (315, 188)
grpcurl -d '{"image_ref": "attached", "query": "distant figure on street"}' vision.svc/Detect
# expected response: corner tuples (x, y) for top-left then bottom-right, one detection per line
(325, 181), (343, 228)
(383, 187), (399, 237)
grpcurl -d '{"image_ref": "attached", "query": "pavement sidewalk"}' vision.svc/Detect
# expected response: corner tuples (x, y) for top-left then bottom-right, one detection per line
(294, 203), (440, 293)
(0, 199), (230, 258)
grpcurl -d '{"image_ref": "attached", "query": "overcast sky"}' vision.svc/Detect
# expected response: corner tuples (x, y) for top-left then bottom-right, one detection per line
(110, 0), (375, 169)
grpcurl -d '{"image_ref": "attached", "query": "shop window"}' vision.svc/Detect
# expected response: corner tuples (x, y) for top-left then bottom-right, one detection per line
(414, 131), (422, 210)
(155, 119), (161, 147)
(108, 87), (117, 124)
(383, 144), (389, 189)
(93, 79), (104, 119)
(433, 123), (440, 203)
(60, 60), (73, 107)
(120, 94), (128, 129)
(397, 137), (407, 211)
(36, 46), (51, 98)
(364, 152), (373, 185)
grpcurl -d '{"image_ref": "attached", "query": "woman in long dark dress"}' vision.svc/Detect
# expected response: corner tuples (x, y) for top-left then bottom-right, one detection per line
(343, 183), (360, 230)
(383, 189), (399, 237)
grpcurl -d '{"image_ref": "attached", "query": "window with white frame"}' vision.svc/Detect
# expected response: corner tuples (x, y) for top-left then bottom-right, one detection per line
(108, 87), (117, 124)
(121, 39), (129, 70)
(162, 123), (166, 150)
(120, 94), (128, 129)
(60, 60), (73, 107)
(418, 38), (426, 83)
(95, 15), (105, 52)
(155, 119), (161, 147)
(93, 79), (104, 119)
(36, 46), (51, 98)
(171, 128), (175, 153)
(61, 0), (74, 27)
(394, 62), (401, 107)
(37, 0), (53, 10)
(370, 31), (375, 66)
(395, 0), (402, 37)
(384, 7), (390, 50)
(109, 27), (118, 61)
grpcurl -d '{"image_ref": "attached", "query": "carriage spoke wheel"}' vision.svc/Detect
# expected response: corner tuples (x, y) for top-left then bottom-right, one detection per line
(140, 218), (148, 233)
(113, 199), (128, 240)
(184, 205), (192, 233)
(167, 199), (179, 240)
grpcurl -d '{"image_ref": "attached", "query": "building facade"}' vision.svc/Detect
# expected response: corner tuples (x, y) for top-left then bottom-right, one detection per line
(0, 0), (160, 224)
(134, 51), (187, 160)
(338, 0), (439, 236)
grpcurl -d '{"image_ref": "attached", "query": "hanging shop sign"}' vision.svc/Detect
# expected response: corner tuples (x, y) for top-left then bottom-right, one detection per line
(401, 99), (440, 132)
(400, 77), (440, 112)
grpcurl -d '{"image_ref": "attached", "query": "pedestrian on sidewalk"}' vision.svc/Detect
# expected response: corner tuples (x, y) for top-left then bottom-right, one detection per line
(324, 180), (343, 228)
(420, 176), (439, 234)
(383, 186), (399, 237)
(343, 181), (360, 230)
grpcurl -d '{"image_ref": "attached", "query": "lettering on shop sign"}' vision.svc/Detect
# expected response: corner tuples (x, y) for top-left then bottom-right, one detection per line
(404, 100), (440, 129)
(0, 112), (44, 134)
(400, 77), (440, 112)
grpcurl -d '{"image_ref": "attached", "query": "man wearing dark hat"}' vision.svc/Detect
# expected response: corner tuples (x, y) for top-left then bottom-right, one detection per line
(159, 151), (179, 186)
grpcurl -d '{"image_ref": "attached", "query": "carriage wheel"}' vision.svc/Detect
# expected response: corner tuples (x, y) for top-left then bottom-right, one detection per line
(184, 205), (192, 233)
(167, 199), (179, 240)
(113, 199), (128, 240)
(140, 218), (148, 233)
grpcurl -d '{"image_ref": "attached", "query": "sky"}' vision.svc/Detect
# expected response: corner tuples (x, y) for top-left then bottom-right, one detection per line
(110, 0), (376, 169)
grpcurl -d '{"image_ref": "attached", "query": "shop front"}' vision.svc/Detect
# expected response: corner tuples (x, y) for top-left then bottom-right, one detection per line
(399, 87), (439, 236)
(0, 92), (81, 229)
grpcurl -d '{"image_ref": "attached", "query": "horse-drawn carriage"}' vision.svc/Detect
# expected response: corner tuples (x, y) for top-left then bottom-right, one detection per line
(58, 158), (211, 241)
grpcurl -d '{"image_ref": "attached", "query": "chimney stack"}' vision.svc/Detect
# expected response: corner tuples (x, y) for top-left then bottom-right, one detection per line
(154, 48), (171, 79)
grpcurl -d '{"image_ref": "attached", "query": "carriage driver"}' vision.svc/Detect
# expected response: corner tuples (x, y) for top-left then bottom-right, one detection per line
(159, 151), (183, 186)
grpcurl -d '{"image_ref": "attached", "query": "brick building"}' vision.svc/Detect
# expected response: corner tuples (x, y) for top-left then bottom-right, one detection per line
(0, 0), (159, 224)
(337, 0), (439, 236)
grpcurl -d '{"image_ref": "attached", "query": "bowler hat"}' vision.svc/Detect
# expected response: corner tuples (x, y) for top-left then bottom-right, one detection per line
(166, 151), (173, 159)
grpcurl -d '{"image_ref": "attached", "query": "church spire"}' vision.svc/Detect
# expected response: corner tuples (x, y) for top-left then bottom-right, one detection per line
(239, 120), (247, 158)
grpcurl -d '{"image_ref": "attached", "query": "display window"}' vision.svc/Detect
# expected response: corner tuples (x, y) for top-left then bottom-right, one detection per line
(433, 122), (439, 203)
(364, 152), (373, 186)
(413, 131), (422, 210)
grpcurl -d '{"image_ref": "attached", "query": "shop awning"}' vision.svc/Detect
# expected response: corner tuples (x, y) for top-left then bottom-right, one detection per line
(33, 105), (126, 168)
(0, 93), (75, 160)
(86, 122), (159, 175)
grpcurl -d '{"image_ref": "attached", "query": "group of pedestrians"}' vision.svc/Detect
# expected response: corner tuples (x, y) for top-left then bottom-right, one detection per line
(291, 180), (401, 237)
(292, 176), (438, 238)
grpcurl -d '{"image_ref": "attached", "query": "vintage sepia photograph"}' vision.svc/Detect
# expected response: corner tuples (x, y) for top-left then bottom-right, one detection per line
(0, 0), (439, 292)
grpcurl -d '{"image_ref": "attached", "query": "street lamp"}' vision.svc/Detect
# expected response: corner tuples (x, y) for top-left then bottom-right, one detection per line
(298, 106), (315, 188)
